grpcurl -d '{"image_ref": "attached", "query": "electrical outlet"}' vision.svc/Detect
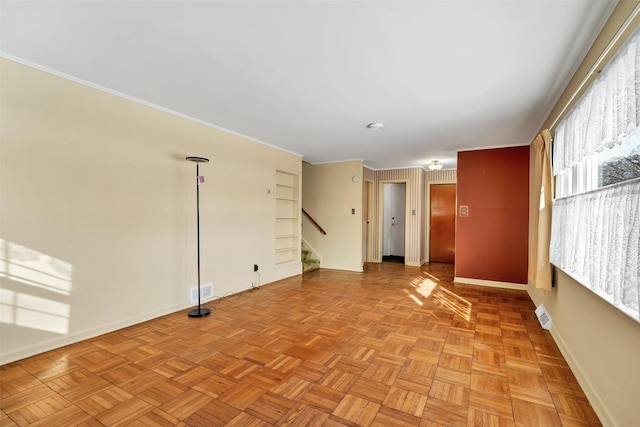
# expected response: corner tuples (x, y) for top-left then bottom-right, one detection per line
(254, 264), (259, 272)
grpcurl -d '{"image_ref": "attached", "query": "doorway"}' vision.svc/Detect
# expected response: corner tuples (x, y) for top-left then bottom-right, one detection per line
(382, 182), (406, 263)
(429, 183), (456, 263)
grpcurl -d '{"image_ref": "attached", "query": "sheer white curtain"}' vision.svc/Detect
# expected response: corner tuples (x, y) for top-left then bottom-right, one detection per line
(551, 26), (640, 321)
(554, 28), (640, 171)
(550, 178), (639, 319)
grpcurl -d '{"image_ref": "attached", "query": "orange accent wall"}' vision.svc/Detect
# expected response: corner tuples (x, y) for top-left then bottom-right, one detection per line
(456, 146), (529, 284)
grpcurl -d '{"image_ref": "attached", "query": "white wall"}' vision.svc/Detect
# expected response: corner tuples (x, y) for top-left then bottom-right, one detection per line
(302, 161), (363, 271)
(0, 58), (302, 364)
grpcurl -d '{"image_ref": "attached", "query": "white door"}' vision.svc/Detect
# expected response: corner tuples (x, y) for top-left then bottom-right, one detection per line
(383, 183), (406, 256)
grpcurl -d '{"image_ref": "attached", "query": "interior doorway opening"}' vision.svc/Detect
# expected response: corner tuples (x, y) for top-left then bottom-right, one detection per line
(382, 182), (406, 264)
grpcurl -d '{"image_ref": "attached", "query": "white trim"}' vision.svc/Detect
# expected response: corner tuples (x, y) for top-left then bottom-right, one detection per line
(548, 329), (614, 427)
(364, 165), (457, 172)
(378, 179), (409, 264)
(0, 302), (188, 365)
(454, 276), (528, 290)
(425, 179), (457, 263)
(363, 178), (375, 263)
(307, 158), (365, 166)
(526, 290), (615, 427)
(456, 143), (530, 153)
(371, 165), (432, 171)
(0, 53), (304, 159)
(551, 261), (640, 324)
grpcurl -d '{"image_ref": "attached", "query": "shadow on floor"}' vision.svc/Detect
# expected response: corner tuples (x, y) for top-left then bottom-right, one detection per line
(382, 255), (405, 264)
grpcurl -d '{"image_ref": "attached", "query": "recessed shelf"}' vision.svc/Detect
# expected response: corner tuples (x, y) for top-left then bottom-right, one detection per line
(275, 170), (300, 266)
(276, 247), (297, 253)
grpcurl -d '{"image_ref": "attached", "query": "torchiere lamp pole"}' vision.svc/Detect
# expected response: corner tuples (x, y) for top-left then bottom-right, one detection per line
(186, 156), (211, 318)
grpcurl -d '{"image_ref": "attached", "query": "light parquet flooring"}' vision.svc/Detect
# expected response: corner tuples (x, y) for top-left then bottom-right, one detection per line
(1, 263), (601, 426)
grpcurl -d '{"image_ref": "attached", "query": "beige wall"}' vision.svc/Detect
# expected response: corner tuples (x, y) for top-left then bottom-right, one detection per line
(528, 148), (640, 427)
(0, 59), (302, 364)
(527, 4), (640, 426)
(528, 271), (640, 427)
(301, 161), (363, 271)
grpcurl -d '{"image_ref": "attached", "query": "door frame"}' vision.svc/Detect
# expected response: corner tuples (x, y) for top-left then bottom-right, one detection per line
(378, 179), (409, 263)
(363, 179), (375, 263)
(426, 179), (457, 263)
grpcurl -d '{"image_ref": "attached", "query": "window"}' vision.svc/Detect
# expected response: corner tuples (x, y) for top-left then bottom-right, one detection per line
(550, 26), (640, 321)
(554, 119), (640, 199)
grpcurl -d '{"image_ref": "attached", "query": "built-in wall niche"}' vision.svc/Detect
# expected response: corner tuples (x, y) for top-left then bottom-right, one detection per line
(275, 170), (300, 265)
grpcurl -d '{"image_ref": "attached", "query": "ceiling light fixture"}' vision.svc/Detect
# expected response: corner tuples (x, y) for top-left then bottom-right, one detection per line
(366, 122), (384, 130)
(428, 160), (443, 170)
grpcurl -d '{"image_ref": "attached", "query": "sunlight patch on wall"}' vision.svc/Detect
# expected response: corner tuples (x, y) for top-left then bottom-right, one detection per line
(1, 290), (70, 334)
(1, 240), (72, 295)
(0, 239), (72, 334)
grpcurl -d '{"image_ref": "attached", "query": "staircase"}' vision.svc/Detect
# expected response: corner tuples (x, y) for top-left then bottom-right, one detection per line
(302, 250), (320, 273)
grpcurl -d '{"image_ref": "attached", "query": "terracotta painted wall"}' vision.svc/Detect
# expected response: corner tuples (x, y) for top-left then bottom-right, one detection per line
(456, 146), (529, 284)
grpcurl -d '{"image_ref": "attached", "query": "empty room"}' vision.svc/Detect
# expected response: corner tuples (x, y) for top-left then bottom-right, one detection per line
(1, 1), (639, 426)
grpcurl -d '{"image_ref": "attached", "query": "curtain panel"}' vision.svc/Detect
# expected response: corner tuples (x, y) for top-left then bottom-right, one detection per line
(528, 130), (553, 290)
(553, 27), (640, 173)
(550, 178), (640, 320)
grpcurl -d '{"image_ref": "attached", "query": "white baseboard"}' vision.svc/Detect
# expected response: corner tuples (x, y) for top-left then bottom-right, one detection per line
(453, 276), (528, 290)
(526, 290), (614, 427)
(547, 328), (614, 427)
(0, 302), (189, 365)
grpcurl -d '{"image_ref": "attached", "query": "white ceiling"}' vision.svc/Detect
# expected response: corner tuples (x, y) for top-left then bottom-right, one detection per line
(0, 1), (616, 170)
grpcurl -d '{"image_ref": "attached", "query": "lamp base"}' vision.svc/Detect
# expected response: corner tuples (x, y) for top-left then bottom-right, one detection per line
(188, 307), (211, 318)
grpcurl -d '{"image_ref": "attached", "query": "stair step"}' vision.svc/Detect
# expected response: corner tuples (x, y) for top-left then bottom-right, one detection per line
(303, 258), (320, 273)
(301, 250), (311, 261)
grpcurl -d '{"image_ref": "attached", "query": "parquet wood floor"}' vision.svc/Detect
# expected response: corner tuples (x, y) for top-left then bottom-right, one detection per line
(1, 263), (601, 426)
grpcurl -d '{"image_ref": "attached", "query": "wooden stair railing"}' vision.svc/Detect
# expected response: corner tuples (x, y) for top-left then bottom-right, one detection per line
(302, 208), (327, 235)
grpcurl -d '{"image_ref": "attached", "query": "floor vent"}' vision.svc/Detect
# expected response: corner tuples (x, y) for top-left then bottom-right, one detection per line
(535, 304), (553, 330)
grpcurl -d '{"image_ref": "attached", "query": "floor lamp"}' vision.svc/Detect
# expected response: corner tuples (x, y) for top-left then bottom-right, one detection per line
(186, 156), (211, 318)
